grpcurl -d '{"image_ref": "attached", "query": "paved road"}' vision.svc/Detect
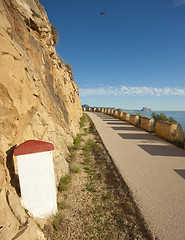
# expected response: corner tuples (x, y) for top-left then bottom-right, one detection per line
(86, 112), (185, 240)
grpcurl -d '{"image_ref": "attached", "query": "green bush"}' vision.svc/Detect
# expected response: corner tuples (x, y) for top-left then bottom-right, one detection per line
(168, 117), (177, 124)
(151, 113), (184, 147)
(175, 124), (185, 147)
(151, 112), (177, 124)
(152, 112), (167, 122)
(51, 24), (59, 45)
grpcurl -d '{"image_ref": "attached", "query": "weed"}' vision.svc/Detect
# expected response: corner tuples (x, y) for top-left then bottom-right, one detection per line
(70, 152), (76, 160)
(83, 128), (88, 134)
(80, 114), (86, 122)
(82, 139), (96, 156)
(83, 167), (91, 174)
(71, 166), (80, 173)
(85, 183), (96, 193)
(53, 212), (65, 230)
(102, 194), (112, 200)
(80, 121), (84, 127)
(58, 175), (71, 191)
(123, 201), (136, 215)
(82, 156), (91, 165)
(79, 115), (86, 128)
(58, 201), (68, 210)
(74, 134), (82, 150)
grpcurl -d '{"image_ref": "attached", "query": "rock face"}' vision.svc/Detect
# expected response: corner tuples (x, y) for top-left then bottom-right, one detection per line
(0, 0), (82, 239)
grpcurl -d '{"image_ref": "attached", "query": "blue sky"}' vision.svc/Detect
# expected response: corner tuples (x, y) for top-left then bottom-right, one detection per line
(40, 0), (185, 110)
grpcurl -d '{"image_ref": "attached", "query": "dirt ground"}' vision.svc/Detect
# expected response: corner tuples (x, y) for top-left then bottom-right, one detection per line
(43, 114), (154, 240)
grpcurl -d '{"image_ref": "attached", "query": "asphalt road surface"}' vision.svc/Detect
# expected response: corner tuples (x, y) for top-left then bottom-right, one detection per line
(86, 112), (185, 240)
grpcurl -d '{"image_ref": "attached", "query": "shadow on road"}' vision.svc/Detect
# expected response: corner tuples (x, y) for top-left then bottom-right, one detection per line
(112, 126), (143, 131)
(102, 119), (121, 121)
(107, 122), (129, 125)
(118, 133), (158, 141)
(138, 145), (185, 157)
(174, 170), (185, 179)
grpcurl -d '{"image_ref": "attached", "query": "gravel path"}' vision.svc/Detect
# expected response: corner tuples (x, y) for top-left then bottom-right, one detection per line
(86, 112), (185, 240)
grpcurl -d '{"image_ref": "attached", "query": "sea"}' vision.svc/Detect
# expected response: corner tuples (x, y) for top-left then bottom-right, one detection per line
(123, 110), (185, 131)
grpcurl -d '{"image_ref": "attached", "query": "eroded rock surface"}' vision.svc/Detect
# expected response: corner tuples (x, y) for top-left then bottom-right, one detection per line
(0, 0), (82, 238)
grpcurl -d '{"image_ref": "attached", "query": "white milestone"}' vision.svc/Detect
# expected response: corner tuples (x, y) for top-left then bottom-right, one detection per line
(14, 140), (57, 218)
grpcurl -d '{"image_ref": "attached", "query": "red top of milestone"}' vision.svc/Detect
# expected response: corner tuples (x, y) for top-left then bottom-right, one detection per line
(14, 140), (54, 156)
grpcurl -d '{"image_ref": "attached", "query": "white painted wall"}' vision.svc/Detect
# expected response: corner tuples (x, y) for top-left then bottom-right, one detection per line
(16, 151), (57, 218)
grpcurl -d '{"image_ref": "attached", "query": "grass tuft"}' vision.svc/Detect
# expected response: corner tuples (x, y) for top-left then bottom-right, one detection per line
(73, 134), (82, 150)
(83, 167), (92, 174)
(70, 166), (80, 173)
(79, 114), (86, 128)
(82, 139), (96, 157)
(58, 175), (72, 191)
(58, 201), (68, 210)
(53, 212), (65, 230)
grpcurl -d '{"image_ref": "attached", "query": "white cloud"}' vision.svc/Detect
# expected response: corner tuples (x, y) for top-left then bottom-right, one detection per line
(174, 0), (185, 6)
(79, 86), (185, 97)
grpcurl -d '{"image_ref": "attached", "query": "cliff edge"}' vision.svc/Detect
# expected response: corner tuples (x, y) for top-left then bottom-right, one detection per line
(0, 0), (82, 239)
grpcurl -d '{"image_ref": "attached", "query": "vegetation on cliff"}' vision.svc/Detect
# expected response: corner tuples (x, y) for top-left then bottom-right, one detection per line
(51, 24), (59, 45)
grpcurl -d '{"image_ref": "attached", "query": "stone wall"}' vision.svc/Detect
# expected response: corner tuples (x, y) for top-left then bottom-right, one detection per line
(129, 114), (139, 126)
(84, 108), (183, 147)
(122, 112), (130, 121)
(0, 0), (82, 239)
(140, 117), (154, 132)
(156, 121), (177, 141)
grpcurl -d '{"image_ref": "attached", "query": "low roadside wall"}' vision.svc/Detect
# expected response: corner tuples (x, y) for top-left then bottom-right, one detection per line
(140, 117), (154, 132)
(113, 110), (118, 117)
(110, 110), (114, 116)
(101, 108), (105, 113)
(107, 109), (111, 114)
(92, 108), (96, 112)
(156, 121), (177, 141)
(86, 108), (91, 112)
(122, 112), (130, 121)
(129, 114), (139, 126)
(117, 111), (123, 119)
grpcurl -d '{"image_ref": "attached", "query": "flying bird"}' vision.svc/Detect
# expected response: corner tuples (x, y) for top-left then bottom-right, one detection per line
(100, 11), (105, 16)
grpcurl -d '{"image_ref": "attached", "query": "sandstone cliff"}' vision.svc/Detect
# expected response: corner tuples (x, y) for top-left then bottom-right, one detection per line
(0, 0), (82, 239)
